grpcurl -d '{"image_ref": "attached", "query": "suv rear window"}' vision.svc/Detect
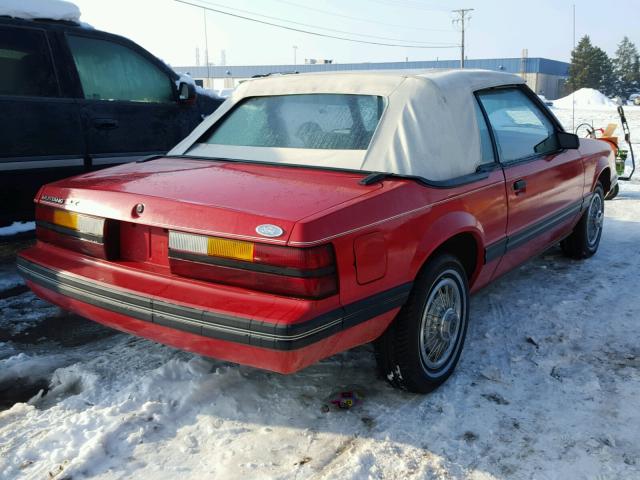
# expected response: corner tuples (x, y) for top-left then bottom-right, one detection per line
(0, 26), (58, 97)
(202, 94), (384, 150)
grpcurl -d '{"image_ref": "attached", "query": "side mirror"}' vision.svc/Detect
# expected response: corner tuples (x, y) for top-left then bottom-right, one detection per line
(178, 81), (196, 103)
(557, 131), (579, 149)
(534, 131), (579, 154)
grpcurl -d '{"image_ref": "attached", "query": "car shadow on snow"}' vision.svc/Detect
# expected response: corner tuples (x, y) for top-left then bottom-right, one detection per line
(3, 216), (640, 479)
(0, 258), (121, 410)
(609, 188), (640, 201)
(0, 310), (121, 411)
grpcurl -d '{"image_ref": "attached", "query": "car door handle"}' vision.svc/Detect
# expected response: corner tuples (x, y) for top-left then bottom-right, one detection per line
(513, 179), (527, 194)
(93, 118), (119, 130)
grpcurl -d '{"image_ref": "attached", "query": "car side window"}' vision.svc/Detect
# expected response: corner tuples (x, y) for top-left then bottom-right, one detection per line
(0, 26), (58, 97)
(67, 35), (173, 103)
(477, 88), (556, 163)
(473, 98), (494, 165)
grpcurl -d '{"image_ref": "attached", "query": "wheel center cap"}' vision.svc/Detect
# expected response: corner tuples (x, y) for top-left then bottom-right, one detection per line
(595, 211), (603, 227)
(439, 309), (458, 341)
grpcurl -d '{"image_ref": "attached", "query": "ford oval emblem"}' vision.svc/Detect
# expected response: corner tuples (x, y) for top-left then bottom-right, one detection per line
(256, 224), (283, 238)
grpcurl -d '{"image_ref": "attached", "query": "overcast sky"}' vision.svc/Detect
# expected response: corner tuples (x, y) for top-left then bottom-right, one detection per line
(72, 0), (640, 67)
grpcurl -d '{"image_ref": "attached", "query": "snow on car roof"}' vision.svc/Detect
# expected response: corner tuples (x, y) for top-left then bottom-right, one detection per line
(171, 69), (524, 181)
(0, 0), (81, 23)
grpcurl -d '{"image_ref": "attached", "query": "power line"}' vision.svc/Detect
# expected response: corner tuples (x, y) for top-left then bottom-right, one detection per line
(175, 0), (459, 49)
(452, 8), (474, 68)
(193, 0), (455, 45)
(368, 0), (451, 12)
(270, 0), (454, 33)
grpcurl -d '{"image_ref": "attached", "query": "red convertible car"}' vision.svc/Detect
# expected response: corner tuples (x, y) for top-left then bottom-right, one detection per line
(19, 70), (616, 392)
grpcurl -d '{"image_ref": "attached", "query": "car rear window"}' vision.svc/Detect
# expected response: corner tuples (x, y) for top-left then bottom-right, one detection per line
(201, 94), (385, 150)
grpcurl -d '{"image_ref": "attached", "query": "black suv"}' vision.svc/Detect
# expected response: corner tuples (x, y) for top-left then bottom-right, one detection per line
(0, 16), (223, 225)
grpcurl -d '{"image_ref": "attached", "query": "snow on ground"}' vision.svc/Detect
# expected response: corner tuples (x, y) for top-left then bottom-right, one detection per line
(1, 106), (640, 479)
(0, 222), (35, 239)
(0, 263), (23, 292)
(554, 87), (618, 109)
(0, 289), (60, 335)
(0, 0), (80, 23)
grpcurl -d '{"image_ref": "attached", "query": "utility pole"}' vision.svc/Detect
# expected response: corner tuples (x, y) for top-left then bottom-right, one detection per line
(572, 3), (576, 131)
(293, 45), (298, 65)
(203, 8), (211, 87)
(452, 8), (474, 68)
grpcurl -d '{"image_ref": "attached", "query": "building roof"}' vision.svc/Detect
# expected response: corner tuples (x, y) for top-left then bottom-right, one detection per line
(174, 57), (569, 79)
(170, 69), (525, 181)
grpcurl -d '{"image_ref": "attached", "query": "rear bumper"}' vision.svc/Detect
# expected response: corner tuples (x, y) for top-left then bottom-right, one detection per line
(18, 245), (410, 373)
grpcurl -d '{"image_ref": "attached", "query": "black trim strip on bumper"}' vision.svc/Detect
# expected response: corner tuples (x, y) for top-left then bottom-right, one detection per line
(17, 257), (411, 351)
(484, 199), (583, 264)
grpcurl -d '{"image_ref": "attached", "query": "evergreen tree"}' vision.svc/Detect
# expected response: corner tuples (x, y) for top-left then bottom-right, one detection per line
(597, 48), (616, 96)
(568, 35), (615, 95)
(613, 36), (640, 98)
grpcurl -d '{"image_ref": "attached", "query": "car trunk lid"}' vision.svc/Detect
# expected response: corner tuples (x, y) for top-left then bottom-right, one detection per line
(37, 157), (380, 249)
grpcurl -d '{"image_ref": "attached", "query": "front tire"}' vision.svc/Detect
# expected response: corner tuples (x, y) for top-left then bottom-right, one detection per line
(561, 182), (605, 259)
(375, 254), (469, 393)
(605, 183), (619, 200)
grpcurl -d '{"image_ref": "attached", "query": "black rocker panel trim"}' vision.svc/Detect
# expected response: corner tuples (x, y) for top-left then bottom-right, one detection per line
(484, 199), (583, 264)
(507, 200), (581, 251)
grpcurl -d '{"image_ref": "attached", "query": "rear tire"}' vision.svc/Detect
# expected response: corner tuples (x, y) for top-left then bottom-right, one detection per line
(375, 254), (469, 393)
(561, 183), (605, 259)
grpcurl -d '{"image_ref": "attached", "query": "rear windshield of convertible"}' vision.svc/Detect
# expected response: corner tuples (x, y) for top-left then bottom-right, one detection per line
(201, 94), (385, 150)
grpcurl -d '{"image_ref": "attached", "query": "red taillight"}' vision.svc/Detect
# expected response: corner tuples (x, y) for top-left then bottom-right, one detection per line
(252, 243), (334, 270)
(36, 226), (108, 259)
(168, 231), (338, 299)
(170, 260), (337, 299)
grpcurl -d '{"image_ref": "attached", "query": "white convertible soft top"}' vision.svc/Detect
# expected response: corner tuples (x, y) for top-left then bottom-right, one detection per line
(170, 69), (525, 181)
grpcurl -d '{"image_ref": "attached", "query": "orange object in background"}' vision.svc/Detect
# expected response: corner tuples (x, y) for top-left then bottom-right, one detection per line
(594, 123), (619, 155)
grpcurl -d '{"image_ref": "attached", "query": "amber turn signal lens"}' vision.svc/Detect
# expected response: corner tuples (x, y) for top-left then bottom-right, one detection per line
(207, 237), (254, 262)
(51, 209), (79, 231)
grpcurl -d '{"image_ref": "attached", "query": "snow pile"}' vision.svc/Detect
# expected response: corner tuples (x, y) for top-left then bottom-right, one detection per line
(0, 221), (34, 238)
(0, 352), (70, 385)
(0, 0), (80, 22)
(554, 88), (617, 109)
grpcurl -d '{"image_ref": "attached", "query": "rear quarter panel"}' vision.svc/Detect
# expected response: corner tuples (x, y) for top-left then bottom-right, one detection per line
(289, 170), (508, 308)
